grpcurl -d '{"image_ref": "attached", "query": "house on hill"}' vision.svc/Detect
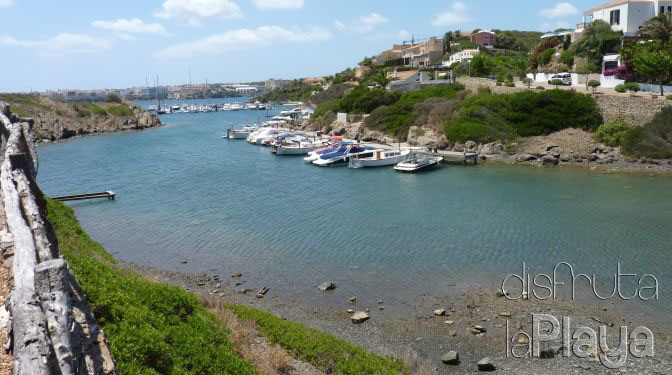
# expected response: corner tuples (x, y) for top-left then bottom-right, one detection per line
(470, 30), (497, 47)
(442, 49), (480, 66)
(578, 0), (672, 37)
(401, 37), (444, 67)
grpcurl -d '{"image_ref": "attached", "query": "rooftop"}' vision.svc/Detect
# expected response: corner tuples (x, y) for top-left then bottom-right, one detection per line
(584, 0), (651, 14)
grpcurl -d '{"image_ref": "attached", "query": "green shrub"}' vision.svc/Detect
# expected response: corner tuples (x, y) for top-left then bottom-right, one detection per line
(667, 94), (672, 100)
(559, 50), (575, 66)
(46, 200), (253, 375)
(549, 79), (565, 88)
(621, 107), (672, 158)
(587, 80), (601, 91)
(106, 92), (123, 103)
(445, 89), (602, 143)
(522, 77), (533, 87)
(594, 119), (630, 146)
(364, 83), (464, 139)
(107, 104), (133, 116)
(614, 84), (627, 93)
(539, 48), (556, 65)
(338, 85), (399, 114)
(536, 86), (546, 90)
(624, 82), (640, 94)
(505, 81), (515, 87)
(83, 102), (108, 116)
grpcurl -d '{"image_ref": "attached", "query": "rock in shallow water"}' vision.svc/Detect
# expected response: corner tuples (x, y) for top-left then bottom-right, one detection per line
(441, 351), (459, 365)
(477, 357), (496, 371)
(350, 311), (370, 324)
(318, 282), (336, 291)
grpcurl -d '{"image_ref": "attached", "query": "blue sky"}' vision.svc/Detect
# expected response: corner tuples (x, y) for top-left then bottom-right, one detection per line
(0, 0), (598, 92)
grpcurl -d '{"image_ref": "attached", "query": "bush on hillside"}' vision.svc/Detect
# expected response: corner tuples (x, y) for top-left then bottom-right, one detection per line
(539, 48), (556, 65)
(444, 89), (602, 143)
(594, 119), (630, 147)
(621, 107), (672, 158)
(106, 93), (122, 103)
(364, 84), (465, 140)
(559, 50), (575, 66)
(308, 83), (351, 106)
(338, 85), (399, 114)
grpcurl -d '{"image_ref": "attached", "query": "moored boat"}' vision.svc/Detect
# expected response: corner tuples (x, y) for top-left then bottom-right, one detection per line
(393, 152), (443, 173)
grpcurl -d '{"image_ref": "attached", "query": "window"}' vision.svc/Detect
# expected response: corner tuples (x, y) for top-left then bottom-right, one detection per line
(610, 9), (620, 25)
(669, 6), (672, 13)
(662, 6), (666, 14)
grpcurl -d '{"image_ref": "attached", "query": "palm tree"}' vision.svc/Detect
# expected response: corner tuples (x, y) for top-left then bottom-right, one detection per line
(637, 13), (672, 44)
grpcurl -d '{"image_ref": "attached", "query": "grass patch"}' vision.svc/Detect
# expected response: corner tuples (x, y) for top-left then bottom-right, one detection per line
(231, 304), (409, 375)
(0, 93), (52, 112)
(107, 104), (133, 116)
(82, 102), (108, 116)
(46, 199), (253, 375)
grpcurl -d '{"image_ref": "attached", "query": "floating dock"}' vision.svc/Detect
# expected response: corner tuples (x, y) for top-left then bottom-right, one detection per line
(436, 150), (479, 165)
(52, 191), (116, 202)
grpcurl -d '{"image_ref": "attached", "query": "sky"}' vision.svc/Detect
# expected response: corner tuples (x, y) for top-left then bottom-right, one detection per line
(0, 0), (598, 92)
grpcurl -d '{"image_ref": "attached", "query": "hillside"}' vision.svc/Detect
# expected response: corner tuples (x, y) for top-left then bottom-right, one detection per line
(0, 93), (160, 142)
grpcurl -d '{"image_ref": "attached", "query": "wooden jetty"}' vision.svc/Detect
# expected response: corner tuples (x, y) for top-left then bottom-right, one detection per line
(436, 150), (479, 165)
(52, 191), (116, 202)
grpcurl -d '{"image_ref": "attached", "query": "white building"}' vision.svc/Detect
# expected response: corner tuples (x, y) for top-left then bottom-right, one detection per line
(234, 86), (258, 95)
(579, 0), (672, 37)
(442, 49), (480, 67)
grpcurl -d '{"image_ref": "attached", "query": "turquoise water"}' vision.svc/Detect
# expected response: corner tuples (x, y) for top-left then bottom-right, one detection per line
(37, 99), (672, 317)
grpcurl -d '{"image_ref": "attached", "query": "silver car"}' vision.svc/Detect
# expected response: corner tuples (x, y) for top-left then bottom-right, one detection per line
(548, 73), (572, 86)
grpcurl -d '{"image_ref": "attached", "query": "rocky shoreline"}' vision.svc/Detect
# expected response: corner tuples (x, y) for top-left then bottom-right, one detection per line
(131, 263), (672, 374)
(1, 96), (161, 144)
(307, 119), (672, 175)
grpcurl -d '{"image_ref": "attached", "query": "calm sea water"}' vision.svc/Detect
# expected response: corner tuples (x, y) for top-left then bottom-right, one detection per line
(37, 99), (672, 318)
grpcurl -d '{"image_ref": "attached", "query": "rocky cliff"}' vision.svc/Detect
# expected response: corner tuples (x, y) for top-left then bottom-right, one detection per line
(0, 94), (160, 143)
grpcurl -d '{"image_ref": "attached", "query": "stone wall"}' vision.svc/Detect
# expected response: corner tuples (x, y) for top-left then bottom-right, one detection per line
(456, 76), (672, 126)
(593, 95), (672, 126)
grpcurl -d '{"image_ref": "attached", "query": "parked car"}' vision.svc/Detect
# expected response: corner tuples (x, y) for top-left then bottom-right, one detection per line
(548, 73), (572, 86)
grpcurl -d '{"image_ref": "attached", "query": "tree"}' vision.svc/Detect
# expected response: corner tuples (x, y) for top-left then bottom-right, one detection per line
(637, 13), (672, 44)
(522, 77), (533, 88)
(631, 43), (672, 95)
(587, 80), (601, 92)
(443, 31), (455, 54)
(573, 20), (622, 73)
(469, 55), (493, 77)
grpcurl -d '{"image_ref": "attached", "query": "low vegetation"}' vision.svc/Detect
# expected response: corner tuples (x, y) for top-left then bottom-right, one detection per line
(364, 84), (465, 139)
(445, 89), (603, 143)
(260, 80), (323, 103)
(0, 93), (52, 117)
(47, 199), (411, 375)
(106, 103), (133, 116)
(621, 106), (672, 158)
(594, 119), (630, 147)
(231, 304), (409, 375)
(47, 199), (254, 375)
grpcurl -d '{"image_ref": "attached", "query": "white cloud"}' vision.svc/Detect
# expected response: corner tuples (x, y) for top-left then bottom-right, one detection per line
(154, 0), (242, 26)
(334, 12), (388, 34)
(251, 0), (303, 9)
(539, 2), (579, 18)
(0, 0), (14, 7)
(432, 2), (471, 26)
(0, 33), (112, 55)
(156, 25), (331, 58)
(92, 18), (170, 37)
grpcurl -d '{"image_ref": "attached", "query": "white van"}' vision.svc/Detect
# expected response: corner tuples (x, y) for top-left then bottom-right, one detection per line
(548, 73), (572, 86)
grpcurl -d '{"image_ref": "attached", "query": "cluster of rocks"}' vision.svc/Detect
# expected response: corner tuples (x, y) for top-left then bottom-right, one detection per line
(327, 121), (394, 144)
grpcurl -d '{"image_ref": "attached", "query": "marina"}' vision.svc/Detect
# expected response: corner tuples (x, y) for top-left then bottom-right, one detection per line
(35, 100), (672, 322)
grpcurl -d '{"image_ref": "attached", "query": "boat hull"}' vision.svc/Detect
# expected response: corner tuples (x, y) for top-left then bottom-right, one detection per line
(276, 146), (313, 155)
(394, 160), (441, 173)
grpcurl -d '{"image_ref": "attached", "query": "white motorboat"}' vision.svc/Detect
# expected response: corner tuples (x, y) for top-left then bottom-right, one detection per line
(226, 125), (258, 139)
(275, 139), (328, 155)
(247, 128), (287, 145)
(348, 148), (428, 168)
(313, 144), (381, 167)
(393, 152), (443, 173)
